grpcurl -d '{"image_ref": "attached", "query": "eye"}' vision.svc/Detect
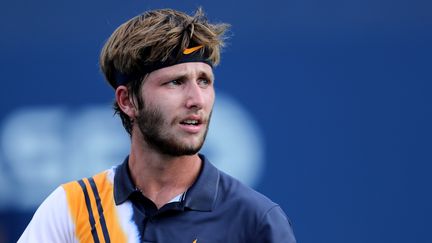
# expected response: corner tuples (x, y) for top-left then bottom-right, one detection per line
(165, 80), (183, 86)
(198, 78), (212, 88)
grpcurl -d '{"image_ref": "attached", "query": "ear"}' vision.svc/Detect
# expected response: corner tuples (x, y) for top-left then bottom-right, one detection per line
(115, 85), (137, 119)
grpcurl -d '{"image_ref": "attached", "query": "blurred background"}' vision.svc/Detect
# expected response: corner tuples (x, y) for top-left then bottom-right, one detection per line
(0, 0), (431, 242)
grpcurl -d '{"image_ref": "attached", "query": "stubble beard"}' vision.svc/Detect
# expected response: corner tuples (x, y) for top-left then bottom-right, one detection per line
(135, 101), (211, 156)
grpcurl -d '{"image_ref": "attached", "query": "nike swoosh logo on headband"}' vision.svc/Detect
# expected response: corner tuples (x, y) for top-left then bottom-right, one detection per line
(183, 45), (203, 55)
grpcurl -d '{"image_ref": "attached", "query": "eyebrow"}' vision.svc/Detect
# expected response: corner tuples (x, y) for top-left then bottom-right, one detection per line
(161, 70), (214, 82)
(199, 70), (215, 81)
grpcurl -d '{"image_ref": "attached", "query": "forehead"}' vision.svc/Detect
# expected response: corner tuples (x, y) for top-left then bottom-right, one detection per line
(146, 62), (214, 82)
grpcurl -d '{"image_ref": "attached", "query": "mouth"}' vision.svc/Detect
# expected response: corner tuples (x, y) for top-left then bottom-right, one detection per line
(178, 116), (205, 134)
(179, 118), (202, 126)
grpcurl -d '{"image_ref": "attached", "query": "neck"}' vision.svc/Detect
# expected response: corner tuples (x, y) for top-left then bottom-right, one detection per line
(128, 133), (202, 209)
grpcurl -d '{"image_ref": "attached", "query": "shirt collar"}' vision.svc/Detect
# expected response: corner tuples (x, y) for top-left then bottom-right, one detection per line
(113, 154), (220, 211)
(113, 156), (137, 205)
(183, 154), (220, 211)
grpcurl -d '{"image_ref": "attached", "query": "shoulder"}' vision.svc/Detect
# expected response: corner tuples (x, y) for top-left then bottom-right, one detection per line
(18, 186), (76, 243)
(61, 168), (115, 219)
(217, 170), (277, 212)
(18, 168), (116, 243)
(216, 170), (297, 242)
(62, 168), (115, 194)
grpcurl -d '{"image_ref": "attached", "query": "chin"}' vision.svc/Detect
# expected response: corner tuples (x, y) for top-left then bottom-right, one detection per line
(153, 137), (205, 157)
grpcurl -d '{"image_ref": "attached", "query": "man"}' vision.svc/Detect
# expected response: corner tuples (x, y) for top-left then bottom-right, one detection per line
(19, 8), (296, 243)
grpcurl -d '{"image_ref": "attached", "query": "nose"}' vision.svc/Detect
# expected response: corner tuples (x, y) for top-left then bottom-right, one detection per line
(185, 81), (205, 110)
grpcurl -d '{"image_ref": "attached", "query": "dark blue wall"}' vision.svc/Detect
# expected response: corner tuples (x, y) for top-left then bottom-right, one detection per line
(0, 0), (431, 242)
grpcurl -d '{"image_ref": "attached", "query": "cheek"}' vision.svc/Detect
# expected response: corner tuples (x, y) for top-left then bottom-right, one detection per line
(206, 90), (215, 109)
(156, 96), (181, 114)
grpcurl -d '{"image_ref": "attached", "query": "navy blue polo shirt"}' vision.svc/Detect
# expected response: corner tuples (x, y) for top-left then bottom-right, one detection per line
(114, 154), (296, 243)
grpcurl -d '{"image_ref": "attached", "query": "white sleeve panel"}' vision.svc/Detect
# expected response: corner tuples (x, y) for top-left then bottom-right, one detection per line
(17, 186), (77, 243)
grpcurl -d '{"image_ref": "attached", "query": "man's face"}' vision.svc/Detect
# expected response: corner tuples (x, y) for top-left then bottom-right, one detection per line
(135, 62), (215, 156)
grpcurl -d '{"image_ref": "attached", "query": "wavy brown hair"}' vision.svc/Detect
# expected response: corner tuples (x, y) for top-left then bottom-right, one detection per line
(100, 8), (229, 135)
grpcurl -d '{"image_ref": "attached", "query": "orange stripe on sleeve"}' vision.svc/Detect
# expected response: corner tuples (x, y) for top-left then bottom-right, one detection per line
(83, 178), (105, 243)
(63, 170), (127, 243)
(63, 180), (95, 243)
(92, 171), (128, 243)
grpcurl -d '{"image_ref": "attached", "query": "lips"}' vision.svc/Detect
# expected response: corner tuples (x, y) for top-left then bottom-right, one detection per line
(178, 115), (205, 133)
(180, 119), (201, 126)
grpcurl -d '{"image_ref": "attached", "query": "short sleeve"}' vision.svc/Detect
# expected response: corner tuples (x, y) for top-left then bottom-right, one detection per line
(254, 205), (297, 243)
(17, 186), (76, 243)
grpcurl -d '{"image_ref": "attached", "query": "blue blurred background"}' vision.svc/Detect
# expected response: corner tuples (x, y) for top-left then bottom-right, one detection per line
(0, 0), (431, 242)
